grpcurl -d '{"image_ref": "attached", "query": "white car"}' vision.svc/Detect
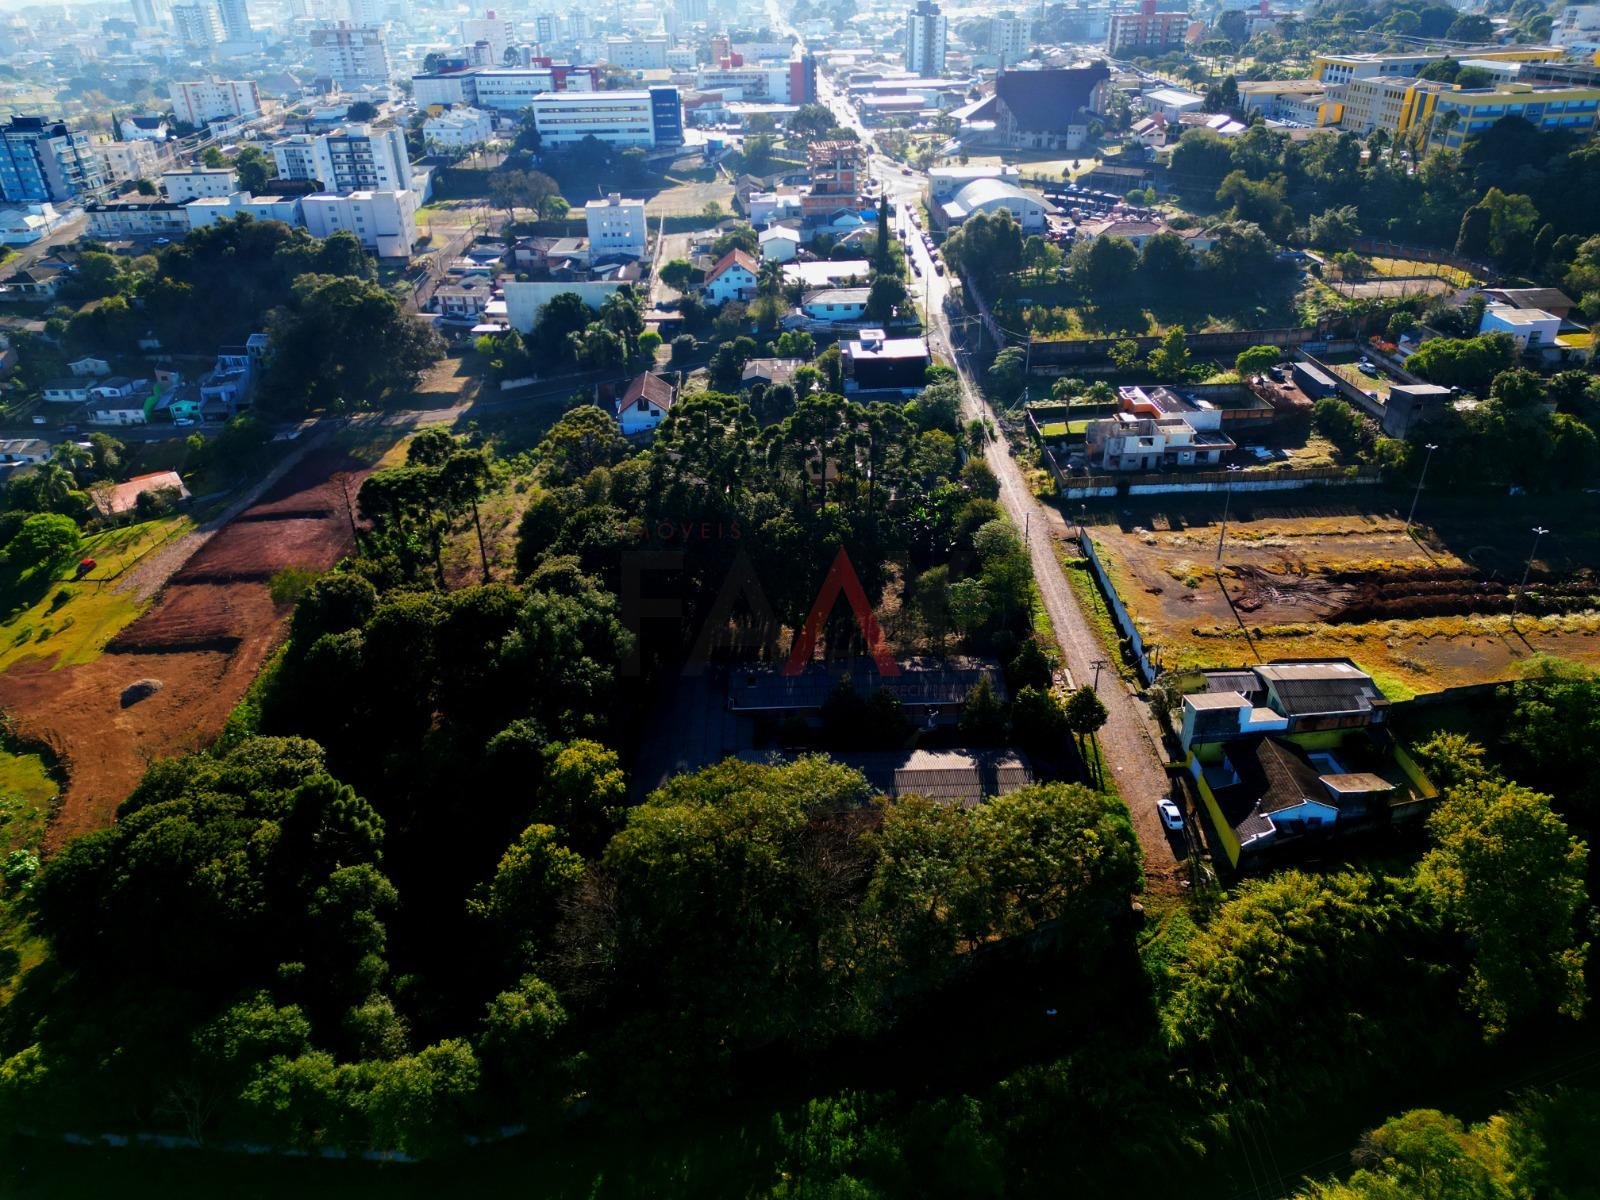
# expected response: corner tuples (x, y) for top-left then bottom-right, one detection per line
(1157, 798), (1183, 831)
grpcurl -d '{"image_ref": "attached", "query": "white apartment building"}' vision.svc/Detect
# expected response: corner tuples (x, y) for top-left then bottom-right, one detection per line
(97, 139), (161, 183)
(905, 0), (948, 78)
(602, 35), (671, 71)
(169, 79), (263, 128)
(472, 69), (566, 111)
(273, 124), (412, 192)
(423, 106), (495, 150)
(585, 193), (647, 259)
(163, 166), (239, 200)
(171, 2), (222, 48)
(1554, 4), (1600, 50)
(310, 22), (392, 89)
(218, 0), (253, 39)
(527, 90), (662, 146)
(988, 15), (1033, 64)
(301, 190), (418, 257)
(461, 10), (515, 63)
(183, 191), (306, 231)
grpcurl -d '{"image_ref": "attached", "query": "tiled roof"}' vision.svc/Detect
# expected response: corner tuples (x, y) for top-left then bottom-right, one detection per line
(705, 248), (759, 282)
(620, 371), (675, 413)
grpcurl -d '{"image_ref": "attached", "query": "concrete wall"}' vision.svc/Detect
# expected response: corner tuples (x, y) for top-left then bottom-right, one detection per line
(504, 280), (628, 333)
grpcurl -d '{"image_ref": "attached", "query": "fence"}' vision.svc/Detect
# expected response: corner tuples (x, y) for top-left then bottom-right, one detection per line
(1047, 459), (1382, 499)
(1349, 237), (1496, 282)
(1076, 530), (1158, 684)
(1027, 325), (1337, 366)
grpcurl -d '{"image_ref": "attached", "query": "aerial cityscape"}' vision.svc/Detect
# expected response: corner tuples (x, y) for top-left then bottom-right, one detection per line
(0, 0), (1596, 1192)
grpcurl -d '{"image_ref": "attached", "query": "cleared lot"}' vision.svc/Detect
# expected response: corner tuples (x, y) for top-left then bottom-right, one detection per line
(1081, 490), (1600, 699)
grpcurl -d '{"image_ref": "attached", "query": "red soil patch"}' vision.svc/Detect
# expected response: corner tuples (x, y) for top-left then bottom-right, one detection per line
(0, 450), (372, 850)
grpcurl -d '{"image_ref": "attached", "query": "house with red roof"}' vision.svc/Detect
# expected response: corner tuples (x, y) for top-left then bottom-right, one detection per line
(616, 370), (677, 436)
(701, 248), (759, 306)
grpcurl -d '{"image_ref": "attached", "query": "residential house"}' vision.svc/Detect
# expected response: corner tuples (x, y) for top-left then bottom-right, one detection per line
(616, 370), (676, 435)
(1180, 660), (1431, 867)
(702, 248), (760, 305)
(87, 383), (153, 426)
(67, 355), (111, 377)
(740, 358), (807, 390)
(758, 224), (801, 262)
(1074, 217), (1213, 252)
(843, 329), (929, 392)
(0, 202), (67, 245)
(200, 346), (253, 412)
(433, 276), (496, 318)
(119, 115), (171, 142)
(801, 287), (871, 324)
(1481, 287), (1577, 321)
(746, 190), (804, 227)
(4, 264), (67, 300)
(42, 378), (92, 404)
(91, 469), (191, 519)
(1084, 410), (1234, 470)
(783, 259), (871, 290)
(0, 437), (48, 465)
(1382, 383), (1455, 439)
(1480, 302), (1561, 352)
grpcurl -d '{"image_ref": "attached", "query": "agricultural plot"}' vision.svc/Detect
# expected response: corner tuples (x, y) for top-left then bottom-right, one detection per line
(1079, 491), (1600, 699)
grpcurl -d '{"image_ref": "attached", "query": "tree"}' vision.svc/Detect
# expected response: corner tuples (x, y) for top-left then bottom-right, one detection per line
(1456, 203), (1491, 258)
(958, 676), (1007, 745)
(1138, 231), (1193, 281)
(536, 405), (628, 483)
(201, 146), (226, 168)
(1070, 235), (1138, 292)
(1145, 327), (1191, 380)
(873, 196), (894, 273)
(659, 258), (702, 292)
(346, 100), (379, 121)
(865, 273), (907, 323)
(1010, 685), (1070, 752)
(1063, 686), (1108, 776)
(261, 275), (443, 415)
(7, 512), (80, 570)
(1312, 397), (1365, 455)
(234, 145), (274, 193)
(986, 346), (1028, 408)
(1308, 204), (1360, 251)
(1234, 345), (1279, 378)
(531, 291), (592, 361)
(1418, 777), (1589, 1038)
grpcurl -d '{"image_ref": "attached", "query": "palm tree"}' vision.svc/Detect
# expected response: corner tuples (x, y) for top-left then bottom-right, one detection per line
(1432, 109), (1460, 157)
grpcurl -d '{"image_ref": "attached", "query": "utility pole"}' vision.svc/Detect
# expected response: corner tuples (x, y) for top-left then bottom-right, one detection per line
(1512, 525), (1550, 618)
(1091, 659), (1107, 690)
(1404, 442), (1438, 530)
(1214, 464), (1242, 565)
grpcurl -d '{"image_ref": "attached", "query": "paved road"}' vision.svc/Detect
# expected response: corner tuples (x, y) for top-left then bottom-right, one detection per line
(811, 82), (1183, 884)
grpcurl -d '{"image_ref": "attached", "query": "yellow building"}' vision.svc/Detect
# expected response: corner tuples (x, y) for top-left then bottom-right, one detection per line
(1311, 46), (1566, 85)
(1316, 74), (1600, 146)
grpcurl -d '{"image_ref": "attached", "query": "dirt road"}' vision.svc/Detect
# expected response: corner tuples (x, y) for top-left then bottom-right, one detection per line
(909, 238), (1183, 888)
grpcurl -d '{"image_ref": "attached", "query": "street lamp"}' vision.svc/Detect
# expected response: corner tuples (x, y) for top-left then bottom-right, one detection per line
(1404, 442), (1438, 530)
(1512, 526), (1550, 617)
(1214, 465), (1243, 565)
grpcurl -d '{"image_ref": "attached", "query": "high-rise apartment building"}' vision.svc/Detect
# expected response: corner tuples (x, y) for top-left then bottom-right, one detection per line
(905, 0), (947, 78)
(218, 0), (252, 40)
(310, 22), (393, 88)
(461, 10), (515, 64)
(172, 2), (223, 48)
(988, 14), (1033, 65)
(0, 116), (108, 203)
(1105, 0), (1188, 55)
(272, 123), (412, 192)
(169, 78), (263, 126)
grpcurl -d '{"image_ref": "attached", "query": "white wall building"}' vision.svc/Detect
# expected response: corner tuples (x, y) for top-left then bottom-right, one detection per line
(301, 190), (418, 257)
(505, 280), (630, 332)
(171, 2), (222, 48)
(461, 10), (516, 64)
(97, 138), (162, 183)
(422, 106), (496, 149)
(988, 15), (1033, 64)
(905, 0), (948, 78)
(526, 90), (661, 146)
(585, 192), (647, 259)
(601, 35), (671, 70)
(1480, 303), (1562, 351)
(183, 190), (305, 230)
(163, 165), (239, 200)
(310, 23), (392, 89)
(273, 124), (412, 192)
(1554, 5), (1600, 49)
(472, 68), (565, 111)
(169, 79), (263, 127)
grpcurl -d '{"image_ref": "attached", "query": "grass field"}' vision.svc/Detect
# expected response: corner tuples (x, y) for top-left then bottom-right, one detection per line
(1072, 491), (1600, 699)
(997, 266), (1311, 339)
(0, 738), (59, 1001)
(0, 515), (190, 674)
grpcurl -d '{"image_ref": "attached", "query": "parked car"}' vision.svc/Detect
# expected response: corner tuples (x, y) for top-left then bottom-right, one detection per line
(1157, 798), (1184, 832)
(174, 417), (195, 426)
(934, 261), (945, 275)
(1358, 362), (1379, 377)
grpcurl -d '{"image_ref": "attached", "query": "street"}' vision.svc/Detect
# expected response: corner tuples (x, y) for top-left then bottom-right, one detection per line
(812, 76), (1183, 885)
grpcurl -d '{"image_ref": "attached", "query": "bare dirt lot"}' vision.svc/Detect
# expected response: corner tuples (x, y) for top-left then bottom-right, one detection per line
(1080, 489), (1600, 699)
(0, 448), (375, 848)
